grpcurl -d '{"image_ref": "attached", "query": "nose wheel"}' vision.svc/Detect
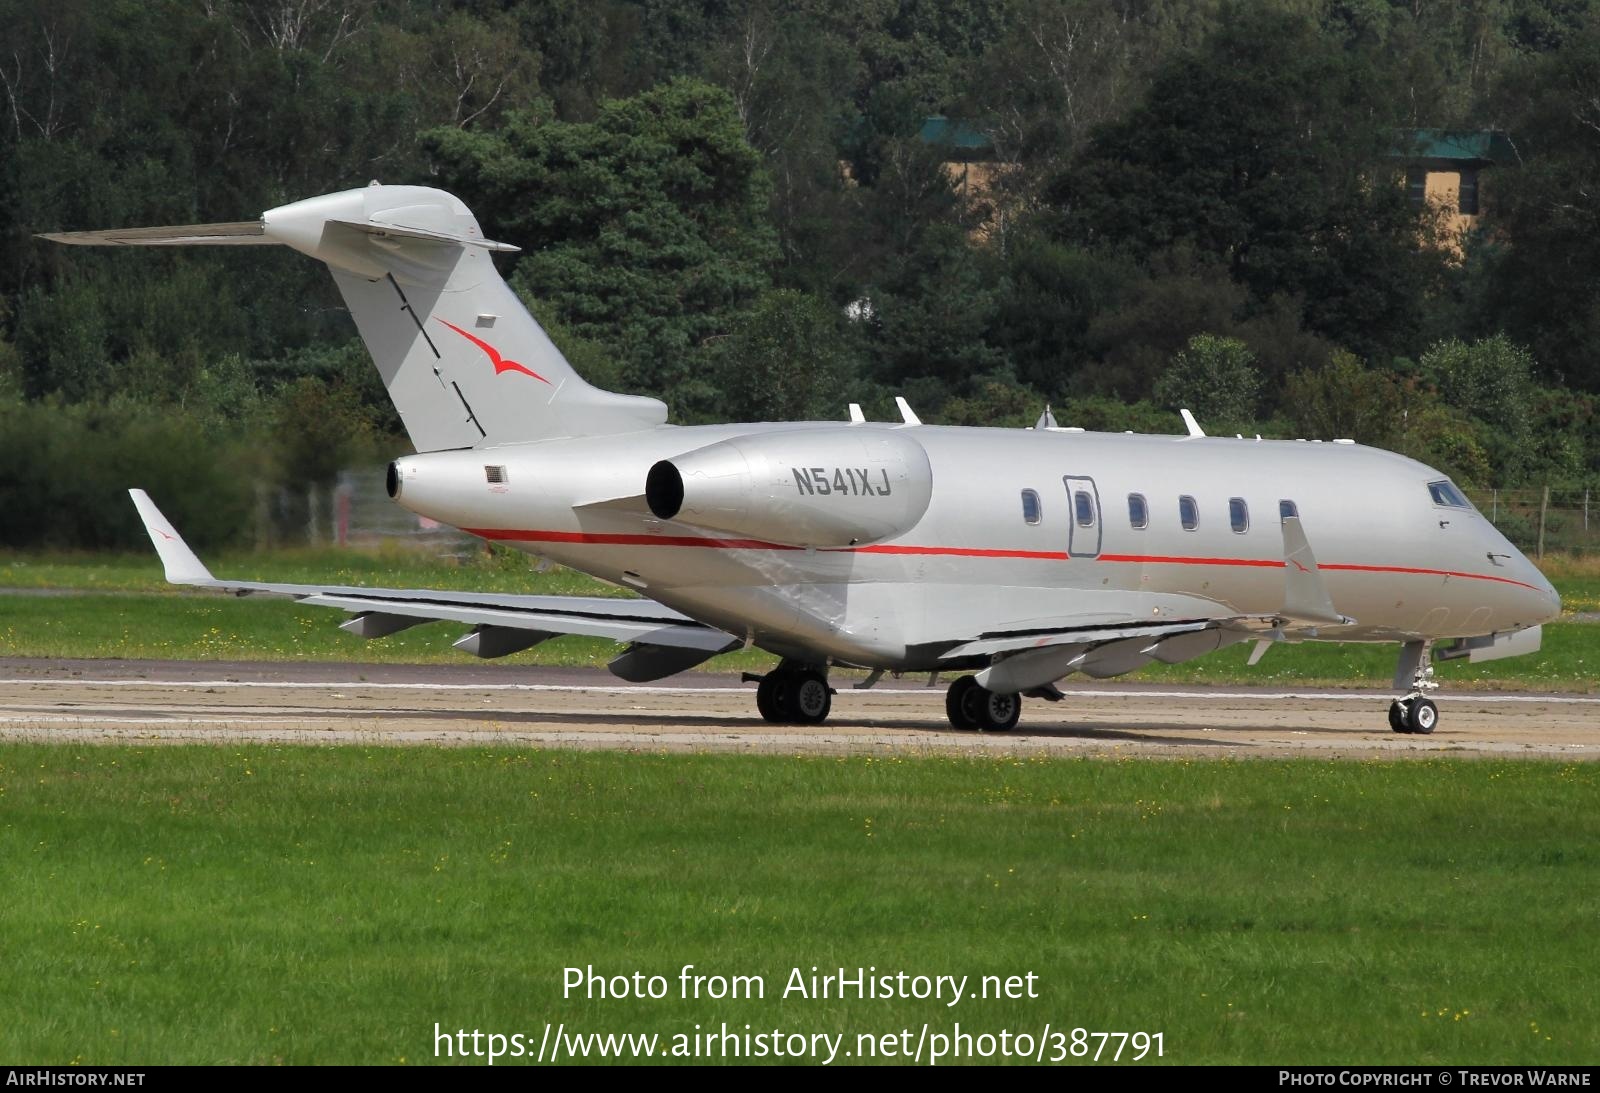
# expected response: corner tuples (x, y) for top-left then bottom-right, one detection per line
(1389, 696), (1438, 735)
(945, 675), (1021, 732)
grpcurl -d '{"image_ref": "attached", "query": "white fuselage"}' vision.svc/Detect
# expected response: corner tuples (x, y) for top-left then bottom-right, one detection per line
(390, 424), (1561, 671)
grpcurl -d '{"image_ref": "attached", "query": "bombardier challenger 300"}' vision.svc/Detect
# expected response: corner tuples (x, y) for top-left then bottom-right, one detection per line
(45, 184), (1560, 734)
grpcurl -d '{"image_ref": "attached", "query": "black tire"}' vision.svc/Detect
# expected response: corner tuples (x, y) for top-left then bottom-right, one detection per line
(1407, 698), (1439, 735)
(786, 670), (832, 725)
(1388, 701), (1409, 734)
(952, 677), (1021, 732)
(945, 676), (980, 730)
(975, 688), (1021, 732)
(755, 674), (784, 723)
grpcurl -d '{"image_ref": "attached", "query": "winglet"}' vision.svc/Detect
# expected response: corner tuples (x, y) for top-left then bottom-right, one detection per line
(127, 489), (215, 585)
(1179, 408), (1206, 438)
(1280, 515), (1349, 626)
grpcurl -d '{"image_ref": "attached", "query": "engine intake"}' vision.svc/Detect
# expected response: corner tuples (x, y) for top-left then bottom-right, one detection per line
(645, 460), (685, 520)
(645, 427), (933, 548)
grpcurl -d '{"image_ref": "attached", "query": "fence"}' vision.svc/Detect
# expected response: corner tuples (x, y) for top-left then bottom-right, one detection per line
(254, 467), (479, 554)
(1463, 487), (1598, 558)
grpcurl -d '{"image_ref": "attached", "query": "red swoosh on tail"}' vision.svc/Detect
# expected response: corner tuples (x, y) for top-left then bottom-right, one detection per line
(436, 319), (551, 384)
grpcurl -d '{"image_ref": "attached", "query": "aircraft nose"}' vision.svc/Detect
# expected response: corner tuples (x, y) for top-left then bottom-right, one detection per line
(1531, 568), (1562, 623)
(1508, 551), (1561, 625)
(1484, 526), (1560, 625)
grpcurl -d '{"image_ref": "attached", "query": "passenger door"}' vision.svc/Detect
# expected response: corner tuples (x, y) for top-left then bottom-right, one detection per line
(1063, 476), (1102, 558)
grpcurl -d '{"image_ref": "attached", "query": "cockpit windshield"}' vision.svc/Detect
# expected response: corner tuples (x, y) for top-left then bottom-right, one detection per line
(1427, 480), (1472, 509)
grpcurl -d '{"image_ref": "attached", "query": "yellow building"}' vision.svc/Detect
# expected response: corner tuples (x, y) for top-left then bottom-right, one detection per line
(1392, 130), (1516, 252)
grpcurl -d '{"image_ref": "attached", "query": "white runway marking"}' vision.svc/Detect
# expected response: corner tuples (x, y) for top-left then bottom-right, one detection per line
(1, 677), (1596, 703)
(7, 715), (321, 726)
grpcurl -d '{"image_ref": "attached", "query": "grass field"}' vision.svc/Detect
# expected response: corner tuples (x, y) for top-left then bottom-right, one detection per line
(0, 746), (1593, 1065)
(0, 548), (1595, 689)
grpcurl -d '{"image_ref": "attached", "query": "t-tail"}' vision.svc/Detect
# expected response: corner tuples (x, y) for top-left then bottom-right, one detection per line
(40, 183), (667, 451)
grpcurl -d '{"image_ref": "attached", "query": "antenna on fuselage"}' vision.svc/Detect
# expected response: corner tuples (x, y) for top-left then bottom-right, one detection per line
(1035, 405), (1058, 430)
(894, 396), (922, 426)
(1179, 408), (1206, 438)
(847, 403), (865, 424)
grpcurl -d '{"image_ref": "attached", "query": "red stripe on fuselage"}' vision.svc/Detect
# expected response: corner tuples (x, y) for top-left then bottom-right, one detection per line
(1092, 554), (1541, 591)
(462, 529), (1543, 591)
(469, 527), (801, 551)
(1098, 553), (1281, 568)
(853, 543), (1071, 560)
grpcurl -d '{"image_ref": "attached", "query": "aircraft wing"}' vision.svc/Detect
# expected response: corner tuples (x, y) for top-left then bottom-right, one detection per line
(944, 514), (1355, 692)
(129, 490), (740, 679)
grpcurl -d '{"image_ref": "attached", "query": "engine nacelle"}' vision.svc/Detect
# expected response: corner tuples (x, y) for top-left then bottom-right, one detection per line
(646, 428), (934, 548)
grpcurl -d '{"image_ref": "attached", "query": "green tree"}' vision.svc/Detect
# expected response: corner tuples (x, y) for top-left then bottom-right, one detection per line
(990, 240), (1135, 395)
(1483, 19), (1600, 393)
(424, 78), (779, 415)
(1417, 334), (1537, 481)
(1153, 333), (1262, 432)
(1048, 3), (1445, 361)
(938, 374), (1040, 427)
(268, 376), (378, 491)
(708, 288), (862, 422)
(1284, 350), (1402, 446)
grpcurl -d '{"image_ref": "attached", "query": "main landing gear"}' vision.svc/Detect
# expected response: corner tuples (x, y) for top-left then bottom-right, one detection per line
(748, 665), (833, 725)
(944, 675), (1020, 732)
(1389, 641), (1441, 735)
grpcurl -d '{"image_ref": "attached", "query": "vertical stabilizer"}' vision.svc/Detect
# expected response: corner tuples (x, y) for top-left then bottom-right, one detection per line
(262, 185), (666, 450)
(43, 184), (668, 451)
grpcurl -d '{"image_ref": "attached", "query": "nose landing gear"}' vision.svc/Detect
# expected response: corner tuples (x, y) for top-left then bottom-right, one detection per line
(1390, 642), (1441, 734)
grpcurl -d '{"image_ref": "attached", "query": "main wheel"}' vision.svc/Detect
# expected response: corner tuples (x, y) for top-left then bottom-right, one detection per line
(1388, 700), (1409, 734)
(970, 688), (1021, 732)
(1407, 698), (1439, 735)
(945, 676), (980, 730)
(756, 674), (783, 722)
(949, 677), (1021, 732)
(784, 670), (832, 725)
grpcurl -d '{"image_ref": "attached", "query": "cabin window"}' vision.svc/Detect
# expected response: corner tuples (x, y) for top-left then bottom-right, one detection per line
(1428, 480), (1470, 508)
(1074, 490), (1095, 528)
(1021, 489), (1041, 525)
(1128, 493), (1148, 529)
(1179, 495), (1199, 531)
(1229, 497), (1249, 534)
(1280, 499), (1299, 521)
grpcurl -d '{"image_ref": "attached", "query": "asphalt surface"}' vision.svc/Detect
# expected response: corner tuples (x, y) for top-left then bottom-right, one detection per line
(0, 658), (1595, 758)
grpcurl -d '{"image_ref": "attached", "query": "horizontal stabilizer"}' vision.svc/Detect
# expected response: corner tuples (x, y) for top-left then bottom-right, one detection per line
(40, 217), (517, 252)
(40, 222), (270, 246)
(328, 217), (519, 252)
